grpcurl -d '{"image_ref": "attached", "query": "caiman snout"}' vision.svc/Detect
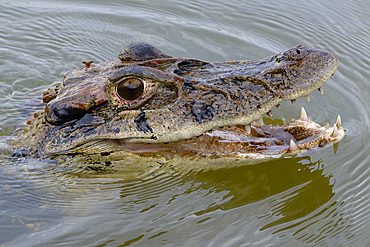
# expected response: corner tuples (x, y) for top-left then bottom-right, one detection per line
(267, 45), (338, 102)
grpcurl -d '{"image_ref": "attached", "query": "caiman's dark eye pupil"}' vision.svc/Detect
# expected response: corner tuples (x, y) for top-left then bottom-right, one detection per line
(116, 78), (144, 101)
(296, 49), (301, 54)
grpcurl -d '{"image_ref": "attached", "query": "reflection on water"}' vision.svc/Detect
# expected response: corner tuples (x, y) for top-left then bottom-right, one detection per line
(1, 0), (370, 246)
(0, 155), (356, 246)
(191, 157), (333, 216)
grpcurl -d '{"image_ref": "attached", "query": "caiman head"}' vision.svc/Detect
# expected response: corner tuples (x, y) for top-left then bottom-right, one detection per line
(14, 42), (344, 158)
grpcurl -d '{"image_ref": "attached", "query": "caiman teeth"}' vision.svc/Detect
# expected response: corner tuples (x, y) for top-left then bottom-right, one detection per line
(290, 139), (298, 151)
(332, 124), (339, 137)
(318, 88), (324, 94)
(325, 123), (330, 129)
(254, 117), (264, 126)
(251, 118), (264, 126)
(336, 115), (341, 128)
(267, 110), (273, 117)
(300, 107), (308, 121)
(291, 99), (296, 105)
(276, 104), (281, 110)
(244, 124), (251, 134)
(305, 95), (310, 102)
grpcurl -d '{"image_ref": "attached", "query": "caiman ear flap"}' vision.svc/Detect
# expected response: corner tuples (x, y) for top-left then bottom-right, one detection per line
(118, 42), (172, 62)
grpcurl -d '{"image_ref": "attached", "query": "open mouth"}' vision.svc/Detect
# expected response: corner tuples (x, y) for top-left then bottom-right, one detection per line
(71, 104), (344, 159)
(114, 107), (344, 158)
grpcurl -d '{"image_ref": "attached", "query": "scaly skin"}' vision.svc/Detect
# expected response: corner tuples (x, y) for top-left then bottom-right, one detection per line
(12, 43), (344, 158)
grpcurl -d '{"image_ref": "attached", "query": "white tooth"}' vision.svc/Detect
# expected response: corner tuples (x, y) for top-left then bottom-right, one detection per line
(257, 117), (264, 126)
(291, 99), (296, 105)
(267, 110), (273, 117)
(282, 119), (287, 125)
(244, 124), (251, 134)
(300, 107), (308, 121)
(332, 124), (338, 137)
(325, 123), (330, 129)
(290, 139), (298, 151)
(318, 88), (324, 95)
(305, 95), (310, 102)
(276, 104), (281, 110)
(336, 115), (341, 128)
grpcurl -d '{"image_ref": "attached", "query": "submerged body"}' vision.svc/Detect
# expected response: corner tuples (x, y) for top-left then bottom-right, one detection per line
(12, 43), (344, 161)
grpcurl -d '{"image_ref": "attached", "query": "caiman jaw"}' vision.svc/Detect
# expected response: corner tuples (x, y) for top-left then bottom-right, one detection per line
(106, 107), (344, 158)
(14, 43), (344, 158)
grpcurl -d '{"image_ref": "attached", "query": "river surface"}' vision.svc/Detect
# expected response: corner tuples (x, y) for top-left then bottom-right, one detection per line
(0, 0), (369, 246)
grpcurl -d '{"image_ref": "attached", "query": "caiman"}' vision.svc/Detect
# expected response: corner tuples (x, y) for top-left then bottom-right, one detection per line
(11, 42), (345, 169)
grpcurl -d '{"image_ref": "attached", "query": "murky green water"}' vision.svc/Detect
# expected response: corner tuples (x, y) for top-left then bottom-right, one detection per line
(1, 0), (369, 246)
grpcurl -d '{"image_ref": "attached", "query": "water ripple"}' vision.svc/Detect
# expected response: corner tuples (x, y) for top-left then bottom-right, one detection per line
(1, 0), (370, 246)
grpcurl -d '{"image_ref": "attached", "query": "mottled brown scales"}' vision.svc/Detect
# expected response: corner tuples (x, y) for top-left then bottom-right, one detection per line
(11, 42), (344, 158)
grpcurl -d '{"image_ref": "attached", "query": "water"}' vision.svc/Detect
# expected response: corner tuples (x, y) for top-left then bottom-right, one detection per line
(0, 0), (369, 246)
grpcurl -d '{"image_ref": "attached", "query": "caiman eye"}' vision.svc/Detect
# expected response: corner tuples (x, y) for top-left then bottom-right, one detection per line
(109, 76), (156, 108)
(116, 78), (145, 101)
